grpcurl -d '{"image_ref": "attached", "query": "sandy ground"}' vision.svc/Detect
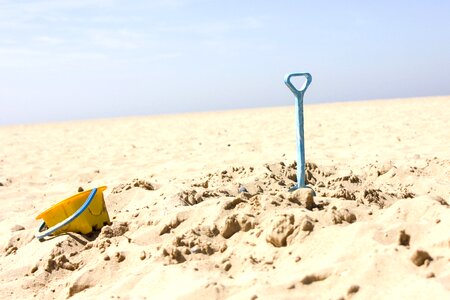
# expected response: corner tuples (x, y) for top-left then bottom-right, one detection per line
(0, 96), (449, 299)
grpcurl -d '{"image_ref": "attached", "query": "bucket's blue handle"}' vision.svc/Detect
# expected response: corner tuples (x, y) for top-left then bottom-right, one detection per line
(284, 73), (312, 191)
(35, 188), (98, 240)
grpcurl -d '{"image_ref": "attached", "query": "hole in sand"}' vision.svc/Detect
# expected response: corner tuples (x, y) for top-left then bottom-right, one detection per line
(301, 273), (329, 285)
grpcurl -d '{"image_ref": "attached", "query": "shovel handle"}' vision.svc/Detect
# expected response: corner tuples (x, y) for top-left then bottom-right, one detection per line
(284, 73), (312, 97)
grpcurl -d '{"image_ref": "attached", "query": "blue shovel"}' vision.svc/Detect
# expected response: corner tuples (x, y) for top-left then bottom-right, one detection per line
(284, 72), (313, 192)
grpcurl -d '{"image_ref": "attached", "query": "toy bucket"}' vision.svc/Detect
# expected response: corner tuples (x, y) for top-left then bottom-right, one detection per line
(35, 186), (110, 239)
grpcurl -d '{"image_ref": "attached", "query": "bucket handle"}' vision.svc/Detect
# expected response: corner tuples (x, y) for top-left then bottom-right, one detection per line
(35, 188), (98, 240)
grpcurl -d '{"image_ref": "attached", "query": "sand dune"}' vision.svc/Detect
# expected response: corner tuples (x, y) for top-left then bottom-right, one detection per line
(0, 96), (449, 299)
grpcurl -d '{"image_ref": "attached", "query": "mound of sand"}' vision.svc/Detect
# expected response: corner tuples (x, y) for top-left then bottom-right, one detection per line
(0, 96), (449, 299)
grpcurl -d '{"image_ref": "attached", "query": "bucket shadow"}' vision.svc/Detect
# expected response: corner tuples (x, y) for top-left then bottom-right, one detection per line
(38, 230), (101, 244)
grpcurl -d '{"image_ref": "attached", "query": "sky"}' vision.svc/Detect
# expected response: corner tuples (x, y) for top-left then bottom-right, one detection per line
(0, 0), (449, 125)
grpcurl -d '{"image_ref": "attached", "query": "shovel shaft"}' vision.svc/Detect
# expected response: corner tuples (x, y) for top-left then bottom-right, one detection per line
(295, 98), (306, 187)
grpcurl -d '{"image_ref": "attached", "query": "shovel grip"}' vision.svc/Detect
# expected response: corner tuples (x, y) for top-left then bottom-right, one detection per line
(284, 73), (312, 97)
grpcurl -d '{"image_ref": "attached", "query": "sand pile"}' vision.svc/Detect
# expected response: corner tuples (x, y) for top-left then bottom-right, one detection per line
(0, 96), (449, 299)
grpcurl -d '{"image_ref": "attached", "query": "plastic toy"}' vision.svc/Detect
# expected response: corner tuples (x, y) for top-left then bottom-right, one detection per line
(35, 186), (110, 239)
(284, 72), (313, 191)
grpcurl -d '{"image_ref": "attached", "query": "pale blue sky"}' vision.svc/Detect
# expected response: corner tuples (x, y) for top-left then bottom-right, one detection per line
(1, 0), (449, 125)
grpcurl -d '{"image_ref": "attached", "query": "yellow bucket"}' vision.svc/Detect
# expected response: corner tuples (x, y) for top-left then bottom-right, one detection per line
(36, 186), (110, 238)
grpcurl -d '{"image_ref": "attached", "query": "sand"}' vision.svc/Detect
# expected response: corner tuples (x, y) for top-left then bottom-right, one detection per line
(0, 95), (449, 299)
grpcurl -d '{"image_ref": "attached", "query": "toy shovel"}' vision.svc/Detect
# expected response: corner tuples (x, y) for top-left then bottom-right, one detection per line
(284, 72), (312, 192)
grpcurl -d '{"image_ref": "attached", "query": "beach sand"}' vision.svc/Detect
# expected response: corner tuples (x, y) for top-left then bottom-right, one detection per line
(0, 96), (449, 299)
